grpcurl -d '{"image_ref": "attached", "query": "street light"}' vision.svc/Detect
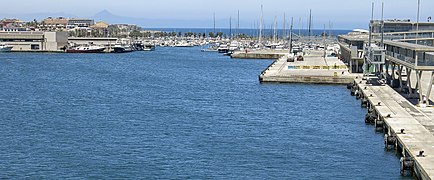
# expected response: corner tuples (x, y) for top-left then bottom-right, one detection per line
(416, 0), (420, 45)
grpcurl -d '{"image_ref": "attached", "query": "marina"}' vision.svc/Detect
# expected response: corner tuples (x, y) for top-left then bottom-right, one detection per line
(2, 0), (434, 179)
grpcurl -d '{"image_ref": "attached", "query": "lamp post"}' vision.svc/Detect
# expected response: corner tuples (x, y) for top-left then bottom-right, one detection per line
(416, 0), (420, 45)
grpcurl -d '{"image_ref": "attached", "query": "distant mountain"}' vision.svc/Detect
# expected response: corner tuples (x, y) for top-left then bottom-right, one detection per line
(91, 10), (166, 28)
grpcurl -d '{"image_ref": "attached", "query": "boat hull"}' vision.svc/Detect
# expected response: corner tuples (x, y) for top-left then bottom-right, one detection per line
(113, 47), (133, 53)
(218, 49), (229, 53)
(143, 46), (155, 51)
(0, 47), (13, 52)
(66, 48), (105, 53)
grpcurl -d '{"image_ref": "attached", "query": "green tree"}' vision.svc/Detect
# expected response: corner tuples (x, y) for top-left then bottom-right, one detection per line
(209, 32), (215, 38)
(130, 30), (143, 38)
(217, 32), (223, 37)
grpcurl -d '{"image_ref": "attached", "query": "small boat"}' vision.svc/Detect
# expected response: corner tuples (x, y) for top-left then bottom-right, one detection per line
(223, 52), (233, 56)
(0, 43), (13, 52)
(143, 44), (156, 51)
(201, 48), (218, 52)
(113, 44), (133, 53)
(66, 45), (105, 53)
(217, 44), (229, 53)
(174, 41), (194, 47)
(229, 41), (240, 51)
(201, 44), (218, 52)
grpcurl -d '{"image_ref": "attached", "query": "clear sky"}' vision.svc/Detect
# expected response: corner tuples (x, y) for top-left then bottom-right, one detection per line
(2, 0), (434, 29)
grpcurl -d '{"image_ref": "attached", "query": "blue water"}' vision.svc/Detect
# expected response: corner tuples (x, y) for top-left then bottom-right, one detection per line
(0, 47), (408, 179)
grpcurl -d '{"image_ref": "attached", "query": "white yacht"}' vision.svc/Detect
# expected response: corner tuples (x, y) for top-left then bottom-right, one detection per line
(66, 45), (105, 53)
(174, 41), (194, 47)
(229, 41), (240, 51)
(113, 44), (133, 53)
(0, 44), (13, 52)
(143, 44), (156, 51)
(217, 44), (229, 53)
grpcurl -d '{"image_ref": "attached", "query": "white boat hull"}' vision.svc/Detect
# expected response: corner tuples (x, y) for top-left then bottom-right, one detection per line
(0, 47), (13, 52)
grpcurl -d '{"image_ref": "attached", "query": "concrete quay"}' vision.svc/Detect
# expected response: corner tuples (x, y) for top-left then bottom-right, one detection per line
(231, 50), (288, 59)
(259, 50), (355, 84)
(351, 76), (434, 179)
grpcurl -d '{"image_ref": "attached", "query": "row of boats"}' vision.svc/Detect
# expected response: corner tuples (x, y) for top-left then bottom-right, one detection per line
(65, 43), (155, 53)
(0, 42), (155, 53)
(200, 40), (341, 58)
(1, 35), (340, 55)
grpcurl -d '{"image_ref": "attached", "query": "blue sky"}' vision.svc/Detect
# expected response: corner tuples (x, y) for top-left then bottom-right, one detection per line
(2, 0), (434, 29)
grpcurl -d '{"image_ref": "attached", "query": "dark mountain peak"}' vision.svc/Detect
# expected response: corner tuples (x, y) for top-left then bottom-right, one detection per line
(94, 10), (118, 18)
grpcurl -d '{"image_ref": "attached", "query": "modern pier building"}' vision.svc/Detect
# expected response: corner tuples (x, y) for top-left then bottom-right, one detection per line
(0, 31), (67, 52)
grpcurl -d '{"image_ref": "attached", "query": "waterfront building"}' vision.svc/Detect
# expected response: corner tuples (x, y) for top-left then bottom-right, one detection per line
(41, 17), (68, 30)
(2, 27), (29, 32)
(383, 40), (434, 106)
(0, 18), (28, 31)
(337, 30), (369, 73)
(90, 22), (110, 37)
(0, 31), (67, 51)
(39, 17), (94, 31)
(339, 20), (434, 73)
(383, 30), (434, 46)
(371, 19), (434, 33)
(67, 18), (95, 29)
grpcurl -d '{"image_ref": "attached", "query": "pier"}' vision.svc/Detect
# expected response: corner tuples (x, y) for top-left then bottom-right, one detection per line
(256, 34), (434, 179)
(259, 50), (354, 84)
(351, 76), (434, 179)
(231, 50), (288, 59)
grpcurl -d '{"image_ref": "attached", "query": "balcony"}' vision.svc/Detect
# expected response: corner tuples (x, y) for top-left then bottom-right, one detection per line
(384, 40), (434, 70)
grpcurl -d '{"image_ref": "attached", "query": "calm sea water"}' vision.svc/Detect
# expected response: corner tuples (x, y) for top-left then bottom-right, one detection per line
(0, 47), (409, 179)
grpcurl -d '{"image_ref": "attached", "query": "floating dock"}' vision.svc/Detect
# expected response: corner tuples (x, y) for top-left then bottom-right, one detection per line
(351, 76), (434, 179)
(259, 50), (355, 84)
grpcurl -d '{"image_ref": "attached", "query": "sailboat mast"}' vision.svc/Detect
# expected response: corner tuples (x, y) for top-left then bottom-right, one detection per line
(369, 3), (373, 48)
(290, 17), (293, 55)
(283, 13), (286, 39)
(380, 2), (384, 47)
(308, 9), (312, 37)
(259, 5), (263, 44)
(323, 23), (326, 58)
(230, 16), (232, 39)
(213, 12), (216, 35)
(273, 16), (277, 43)
(299, 17), (302, 37)
(237, 10), (240, 38)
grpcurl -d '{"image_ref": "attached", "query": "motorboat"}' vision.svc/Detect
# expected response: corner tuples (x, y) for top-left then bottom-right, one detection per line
(201, 44), (218, 52)
(217, 44), (229, 53)
(229, 41), (240, 51)
(143, 44), (156, 51)
(174, 41), (194, 47)
(113, 44), (133, 53)
(66, 45), (105, 53)
(0, 43), (13, 52)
